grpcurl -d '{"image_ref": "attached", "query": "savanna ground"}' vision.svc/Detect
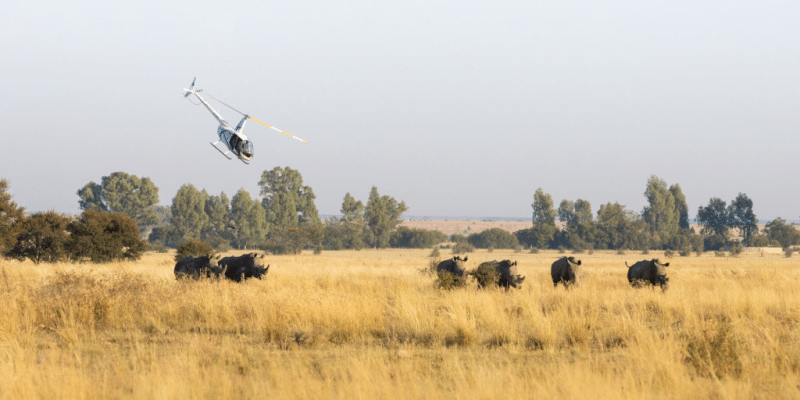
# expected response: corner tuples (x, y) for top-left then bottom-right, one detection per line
(1, 247), (799, 399)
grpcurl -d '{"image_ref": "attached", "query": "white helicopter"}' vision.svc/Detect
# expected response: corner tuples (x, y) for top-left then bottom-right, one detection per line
(183, 78), (306, 164)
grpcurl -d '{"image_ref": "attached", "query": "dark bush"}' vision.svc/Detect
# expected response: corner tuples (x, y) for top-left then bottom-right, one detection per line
(175, 239), (215, 262)
(451, 241), (474, 254)
(67, 210), (147, 263)
(6, 211), (71, 264)
(467, 228), (520, 249)
(389, 227), (448, 248)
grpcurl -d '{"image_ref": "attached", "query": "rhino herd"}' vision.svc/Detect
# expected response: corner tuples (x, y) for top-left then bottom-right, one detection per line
(174, 252), (270, 283)
(436, 255), (671, 291)
(173, 251), (671, 291)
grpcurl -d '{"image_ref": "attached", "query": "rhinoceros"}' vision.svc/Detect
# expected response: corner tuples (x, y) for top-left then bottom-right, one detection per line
(174, 254), (224, 281)
(472, 260), (525, 289)
(551, 256), (583, 288)
(436, 256), (469, 288)
(219, 252), (270, 282)
(626, 259), (670, 290)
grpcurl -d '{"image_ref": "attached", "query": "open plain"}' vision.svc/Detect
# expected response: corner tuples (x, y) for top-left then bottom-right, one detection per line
(1, 248), (799, 399)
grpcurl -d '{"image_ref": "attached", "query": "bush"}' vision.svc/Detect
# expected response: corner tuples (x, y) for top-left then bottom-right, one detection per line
(175, 239), (215, 262)
(389, 227), (448, 248)
(664, 249), (675, 258)
(67, 210), (147, 263)
(451, 241), (474, 254)
(467, 228), (520, 249)
(6, 211), (71, 264)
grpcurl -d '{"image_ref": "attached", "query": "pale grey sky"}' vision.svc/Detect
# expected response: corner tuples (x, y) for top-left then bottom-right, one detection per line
(2, 0), (798, 221)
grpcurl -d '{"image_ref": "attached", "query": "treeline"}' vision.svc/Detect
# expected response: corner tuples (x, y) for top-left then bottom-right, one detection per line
(514, 176), (800, 253)
(3, 172), (800, 264)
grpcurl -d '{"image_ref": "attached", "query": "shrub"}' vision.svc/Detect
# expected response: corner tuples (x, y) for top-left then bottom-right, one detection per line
(67, 210), (147, 263)
(451, 241), (474, 254)
(664, 249), (675, 258)
(389, 227), (447, 248)
(6, 211), (71, 264)
(174, 239), (215, 262)
(467, 228), (520, 249)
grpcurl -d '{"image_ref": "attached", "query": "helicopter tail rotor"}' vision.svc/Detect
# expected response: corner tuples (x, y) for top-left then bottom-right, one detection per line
(183, 77), (197, 98)
(248, 116), (308, 143)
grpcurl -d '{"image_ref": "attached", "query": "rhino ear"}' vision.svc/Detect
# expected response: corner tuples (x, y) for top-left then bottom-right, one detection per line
(464, 256), (468, 262)
(577, 260), (582, 265)
(664, 263), (670, 267)
(512, 261), (517, 266)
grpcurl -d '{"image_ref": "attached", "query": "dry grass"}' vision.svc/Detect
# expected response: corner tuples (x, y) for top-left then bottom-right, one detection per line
(1, 249), (799, 399)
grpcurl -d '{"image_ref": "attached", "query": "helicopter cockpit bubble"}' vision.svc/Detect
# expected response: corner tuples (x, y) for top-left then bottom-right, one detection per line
(240, 140), (254, 158)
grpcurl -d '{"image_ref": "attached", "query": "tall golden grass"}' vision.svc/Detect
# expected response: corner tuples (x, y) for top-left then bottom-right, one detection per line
(1, 249), (799, 399)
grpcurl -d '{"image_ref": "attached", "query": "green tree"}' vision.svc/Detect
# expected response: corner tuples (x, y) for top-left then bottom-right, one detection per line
(0, 179), (26, 255)
(230, 188), (268, 249)
(6, 211), (71, 264)
(169, 184), (209, 243)
(77, 172), (159, 233)
(642, 175), (679, 248)
(67, 210), (147, 262)
(596, 202), (646, 250)
(390, 227), (448, 248)
(764, 218), (800, 249)
(338, 193), (366, 249)
(669, 184), (690, 229)
(201, 192), (233, 249)
(728, 193), (758, 245)
(259, 167), (319, 227)
(530, 188), (557, 248)
(364, 186), (408, 248)
(696, 198), (730, 251)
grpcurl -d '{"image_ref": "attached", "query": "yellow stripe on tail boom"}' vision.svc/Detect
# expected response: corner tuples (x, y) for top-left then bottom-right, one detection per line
(249, 117), (307, 143)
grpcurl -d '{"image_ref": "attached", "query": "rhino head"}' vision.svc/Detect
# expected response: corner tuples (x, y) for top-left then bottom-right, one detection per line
(651, 259), (670, 290)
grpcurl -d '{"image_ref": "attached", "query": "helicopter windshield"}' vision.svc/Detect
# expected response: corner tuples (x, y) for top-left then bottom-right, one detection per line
(240, 140), (254, 158)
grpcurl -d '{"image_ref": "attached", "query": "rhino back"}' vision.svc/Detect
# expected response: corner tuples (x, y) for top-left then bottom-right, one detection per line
(627, 260), (655, 283)
(551, 257), (569, 282)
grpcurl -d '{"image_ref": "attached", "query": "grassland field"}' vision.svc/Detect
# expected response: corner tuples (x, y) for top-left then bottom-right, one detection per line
(1, 247), (799, 399)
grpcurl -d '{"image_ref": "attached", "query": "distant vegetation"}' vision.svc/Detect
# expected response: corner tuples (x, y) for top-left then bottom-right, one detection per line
(2, 171), (800, 264)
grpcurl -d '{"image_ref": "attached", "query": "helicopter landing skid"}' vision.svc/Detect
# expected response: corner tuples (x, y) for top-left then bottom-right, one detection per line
(210, 141), (233, 160)
(210, 141), (249, 164)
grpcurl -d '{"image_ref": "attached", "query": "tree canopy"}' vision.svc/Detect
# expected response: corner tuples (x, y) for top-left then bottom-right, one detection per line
(258, 166), (319, 227)
(0, 179), (25, 254)
(77, 172), (159, 232)
(364, 187), (408, 248)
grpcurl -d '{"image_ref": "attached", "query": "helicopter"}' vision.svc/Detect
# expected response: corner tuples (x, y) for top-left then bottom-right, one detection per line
(183, 78), (306, 164)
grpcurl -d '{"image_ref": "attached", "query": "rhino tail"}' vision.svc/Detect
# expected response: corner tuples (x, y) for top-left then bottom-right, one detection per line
(625, 261), (631, 268)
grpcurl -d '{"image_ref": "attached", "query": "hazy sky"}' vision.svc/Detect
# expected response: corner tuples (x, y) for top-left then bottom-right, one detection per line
(2, 0), (798, 221)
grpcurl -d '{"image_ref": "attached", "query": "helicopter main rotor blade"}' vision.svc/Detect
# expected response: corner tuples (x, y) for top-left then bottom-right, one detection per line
(248, 117), (307, 143)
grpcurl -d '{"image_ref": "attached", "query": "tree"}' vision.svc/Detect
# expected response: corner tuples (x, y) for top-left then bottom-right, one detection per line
(364, 187), (408, 248)
(530, 188), (557, 248)
(596, 202), (646, 250)
(258, 167), (319, 227)
(67, 210), (147, 262)
(201, 192), (233, 249)
(338, 193), (366, 249)
(764, 218), (800, 249)
(669, 184), (690, 229)
(0, 179), (25, 255)
(728, 193), (758, 245)
(390, 227), (448, 249)
(230, 188), (268, 249)
(557, 198), (597, 251)
(642, 176), (679, 248)
(696, 198), (730, 251)
(77, 172), (159, 233)
(169, 184), (209, 243)
(6, 211), (71, 264)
